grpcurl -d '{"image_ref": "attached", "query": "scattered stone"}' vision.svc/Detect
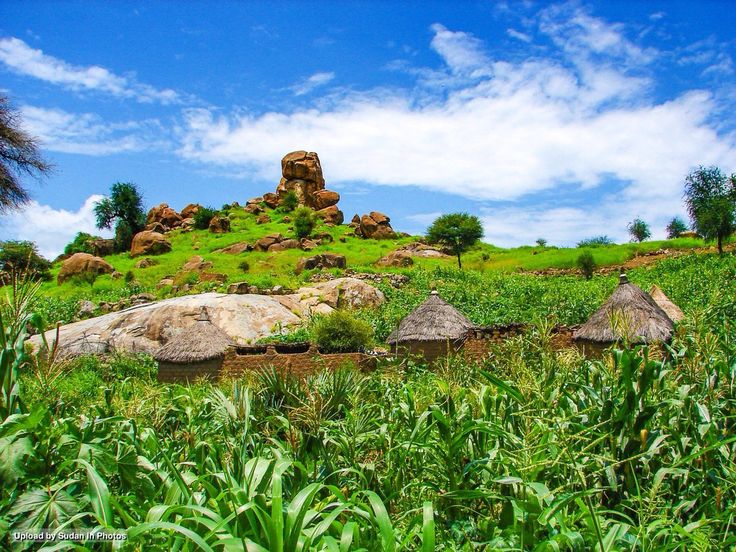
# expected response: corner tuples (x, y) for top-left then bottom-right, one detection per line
(256, 214), (272, 224)
(208, 215), (231, 233)
(255, 233), (284, 251)
(262, 192), (280, 209)
(87, 238), (115, 257)
(295, 253), (347, 273)
(111, 270), (123, 279)
(131, 231), (172, 257)
(182, 255), (213, 272)
(300, 238), (318, 250)
(199, 272), (227, 283)
(376, 251), (414, 267)
(246, 196), (263, 206)
(356, 211), (396, 239)
(316, 205), (344, 225)
(282, 216), (291, 223)
(215, 242), (253, 254)
(245, 203), (264, 215)
(157, 278), (175, 289)
(78, 300), (97, 316)
(280, 239), (300, 250)
(146, 203), (182, 230)
(314, 231), (334, 244)
(135, 258), (158, 269)
(227, 282), (250, 294)
(180, 203), (201, 219)
(57, 253), (115, 284)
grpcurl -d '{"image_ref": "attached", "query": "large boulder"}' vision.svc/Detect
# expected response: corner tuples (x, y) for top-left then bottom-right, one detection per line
(376, 251), (414, 267)
(57, 253), (114, 284)
(281, 150), (325, 185)
(215, 242), (253, 254)
(316, 205), (344, 226)
(181, 255), (213, 272)
(262, 192), (280, 209)
(130, 231), (172, 257)
(29, 278), (384, 356)
(180, 203), (201, 219)
(295, 253), (347, 274)
(357, 211), (396, 239)
(312, 189), (340, 210)
(209, 215), (231, 233)
(87, 238), (115, 257)
(146, 203), (182, 230)
(255, 233), (284, 251)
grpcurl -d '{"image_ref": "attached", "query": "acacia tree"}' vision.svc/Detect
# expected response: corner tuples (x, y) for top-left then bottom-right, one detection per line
(94, 182), (146, 252)
(627, 217), (651, 242)
(426, 213), (484, 269)
(0, 95), (52, 213)
(684, 166), (736, 255)
(665, 217), (688, 239)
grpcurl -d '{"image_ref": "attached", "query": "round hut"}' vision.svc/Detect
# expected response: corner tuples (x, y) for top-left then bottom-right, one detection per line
(154, 307), (234, 382)
(573, 273), (674, 355)
(386, 290), (475, 362)
(648, 285), (684, 322)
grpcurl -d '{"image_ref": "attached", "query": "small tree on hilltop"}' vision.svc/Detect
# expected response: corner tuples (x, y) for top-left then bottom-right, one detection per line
(665, 216), (688, 239)
(426, 213), (484, 269)
(94, 182), (146, 252)
(293, 207), (316, 239)
(627, 217), (651, 242)
(684, 166), (736, 255)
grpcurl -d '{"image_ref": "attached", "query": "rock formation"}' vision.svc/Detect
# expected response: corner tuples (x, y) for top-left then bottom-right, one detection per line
(355, 211), (396, 239)
(130, 231), (172, 257)
(295, 253), (347, 273)
(208, 215), (231, 233)
(146, 203), (183, 231)
(180, 203), (201, 219)
(57, 253), (114, 284)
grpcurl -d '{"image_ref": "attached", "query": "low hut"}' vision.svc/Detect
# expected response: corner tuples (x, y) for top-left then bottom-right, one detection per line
(573, 273), (674, 355)
(154, 307), (234, 382)
(649, 285), (684, 322)
(386, 290), (474, 362)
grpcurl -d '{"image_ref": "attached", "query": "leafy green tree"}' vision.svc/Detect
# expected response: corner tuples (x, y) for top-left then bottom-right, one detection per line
(193, 206), (217, 230)
(293, 207), (316, 239)
(0, 240), (51, 280)
(665, 217), (688, 239)
(93, 182), (145, 252)
(684, 166), (736, 255)
(535, 238), (547, 247)
(0, 95), (53, 213)
(576, 250), (596, 280)
(627, 217), (651, 242)
(426, 213), (484, 269)
(63, 232), (98, 255)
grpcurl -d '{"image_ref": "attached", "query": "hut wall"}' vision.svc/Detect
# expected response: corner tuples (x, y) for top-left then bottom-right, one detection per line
(391, 340), (460, 364)
(157, 358), (223, 383)
(221, 345), (377, 378)
(463, 325), (578, 361)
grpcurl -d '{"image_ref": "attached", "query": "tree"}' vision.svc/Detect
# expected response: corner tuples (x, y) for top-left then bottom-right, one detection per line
(193, 206), (217, 230)
(0, 240), (51, 280)
(426, 213), (484, 269)
(293, 207), (316, 239)
(684, 166), (736, 255)
(0, 94), (53, 213)
(536, 238), (547, 247)
(627, 217), (651, 242)
(576, 250), (596, 280)
(665, 217), (688, 239)
(94, 182), (146, 252)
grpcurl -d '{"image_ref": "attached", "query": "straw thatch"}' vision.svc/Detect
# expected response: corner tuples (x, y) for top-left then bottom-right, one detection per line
(386, 291), (474, 344)
(573, 274), (674, 344)
(649, 285), (684, 322)
(154, 307), (234, 363)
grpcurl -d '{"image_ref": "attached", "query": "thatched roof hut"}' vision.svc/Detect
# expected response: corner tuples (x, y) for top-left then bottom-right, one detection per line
(573, 274), (674, 346)
(387, 291), (474, 345)
(155, 307), (233, 380)
(649, 285), (684, 322)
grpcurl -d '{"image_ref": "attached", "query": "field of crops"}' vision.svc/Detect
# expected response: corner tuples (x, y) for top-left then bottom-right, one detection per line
(1, 253), (735, 550)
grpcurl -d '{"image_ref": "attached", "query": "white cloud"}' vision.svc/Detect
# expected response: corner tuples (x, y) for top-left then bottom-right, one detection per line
(20, 105), (166, 155)
(175, 14), (736, 247)
(506, 28), (532, 43)
(291, 72), (335, 96)
(1, 195), (113, 259)
(0, 36), (179, 104)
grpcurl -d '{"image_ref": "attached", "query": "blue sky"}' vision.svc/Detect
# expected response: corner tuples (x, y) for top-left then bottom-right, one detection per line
(1, 1), (735, 258)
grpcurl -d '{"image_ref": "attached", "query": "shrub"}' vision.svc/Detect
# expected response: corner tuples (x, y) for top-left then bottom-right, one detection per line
(281, 191), (299, 212)
(577, 235), (613, 248)
(627, 217), (651, 242)
(238, 260), (250, 273)
(293, 207), (316, 239)
(124, 270), (135, 284)
(536, 238), (547, 247)
(313, 310), (373, 353)
(63, 232), (98, 255)
(0, 240), (51, 280)
(194, 206), (218, 230)
(577, 250), (596, 279)
(666, 216), (689, 239)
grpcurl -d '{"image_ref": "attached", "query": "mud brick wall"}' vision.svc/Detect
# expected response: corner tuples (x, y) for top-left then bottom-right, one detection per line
(462, 324), (579, 361)
(157, 359), (223, 383)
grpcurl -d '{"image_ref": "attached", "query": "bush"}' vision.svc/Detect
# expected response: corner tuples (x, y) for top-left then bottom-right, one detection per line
(577, 250), (596, 279)
(63, 232), (98, 255)
(238, 260), (250, 273)
(124, 270), (135, 284)
(293, 207), (316, 239)
(194, 206), (218, 230)
(666, 216), (688, 239)
(0, 240), (51, 280)
(281, 191), (299, 212)
(313, 310), (373, 353)
(577, 235), (613, 248)
(627, 217), (651, 242)
(536, 238), (547, 247)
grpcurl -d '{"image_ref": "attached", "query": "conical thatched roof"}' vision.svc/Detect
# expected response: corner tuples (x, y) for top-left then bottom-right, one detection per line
(154, 307), (234, 363)
(573, 274), (674, 344)
(386, 291), (474, 344)
(649, 285), (684, 322)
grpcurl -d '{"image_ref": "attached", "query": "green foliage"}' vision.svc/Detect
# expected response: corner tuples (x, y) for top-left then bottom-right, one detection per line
(193, 206), (217, 230)
(63, 232), (97, 256)
(577, 235), (613, 247)
(281, 190), (299, 212)
(93, 182), (146, 252)
(313, 310), (373, 352)
(238, 260), (250, 273)
(535, 238), (547, 247)
(576, 250), (596, 279)
(293, 206), (316, 239)
(666, 216), (689, 239)
(0, 240), (51, 281)
(627, 217), (651, 242)
(124, 270), (135, 284)
(684, 165), (736, 254)
(426, 212), (483, 268)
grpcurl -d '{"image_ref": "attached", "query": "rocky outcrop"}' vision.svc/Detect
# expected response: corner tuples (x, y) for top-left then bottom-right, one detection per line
(181, 255), (213, 272)
(29, 278), (384, 356)
(87, 238), (115, 257)
(57, 253), (114, 284)
(130, 231), (172, 257)
(208, 215), (231, 233)
(255, 233), (284, 252)
(376, 251), (414, 267)
(262, 193), (280, 209)
(215, 242), (253, 254)
(180, 204), (201, 219)
(316, 205), (344, 225)
(353, 211), (396, 239)
(295, 253), (347, 273)
(312, 190), (340, 210)
(146, 203), (182, 231)
(256, 214), (272, 224)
